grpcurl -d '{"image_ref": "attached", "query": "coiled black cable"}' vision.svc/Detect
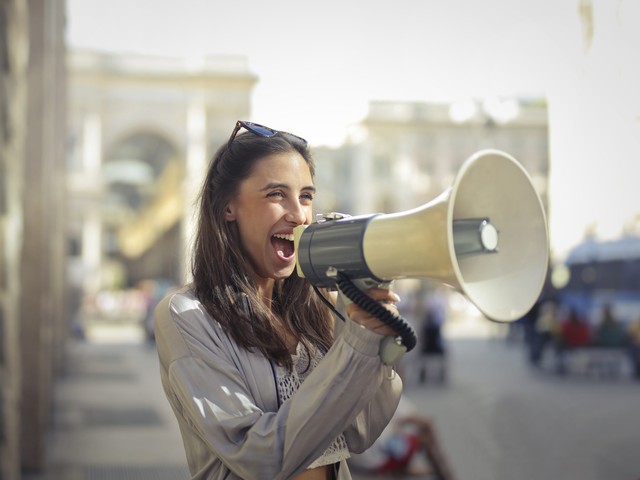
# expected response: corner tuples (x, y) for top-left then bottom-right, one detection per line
(335, 272), (417, 352)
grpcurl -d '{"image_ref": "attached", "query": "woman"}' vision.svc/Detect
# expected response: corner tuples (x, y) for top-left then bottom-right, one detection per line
(154, 121), (403, 479)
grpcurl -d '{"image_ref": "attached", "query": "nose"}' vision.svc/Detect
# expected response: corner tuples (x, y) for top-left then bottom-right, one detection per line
(285, 200), (309, 225)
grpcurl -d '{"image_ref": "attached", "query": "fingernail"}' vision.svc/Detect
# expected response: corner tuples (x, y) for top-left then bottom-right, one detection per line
(390, 292), (401, 302)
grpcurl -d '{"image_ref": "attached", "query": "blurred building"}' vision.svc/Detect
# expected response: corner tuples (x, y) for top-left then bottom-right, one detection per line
(1, 1), (67, 478)
(556, 234), (640, 324)
(2, 22), (258, 477)
(314, 98), (549, 218)
(66, 50), (257, 300)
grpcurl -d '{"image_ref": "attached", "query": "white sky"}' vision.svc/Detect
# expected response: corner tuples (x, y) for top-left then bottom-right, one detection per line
(65, 0), (561, 145)
(66, 0), (640, 260)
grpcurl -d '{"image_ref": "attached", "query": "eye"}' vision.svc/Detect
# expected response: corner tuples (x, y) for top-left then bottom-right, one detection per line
(300, 192), (314, 202)
(266, 191), (285, 199)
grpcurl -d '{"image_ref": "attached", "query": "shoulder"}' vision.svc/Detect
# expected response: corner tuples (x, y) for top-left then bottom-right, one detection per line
(154, 285), (230, 358)
(155, 286), (204, 328)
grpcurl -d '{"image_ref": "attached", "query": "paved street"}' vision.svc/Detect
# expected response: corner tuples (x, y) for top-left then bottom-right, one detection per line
(26, 337), (191, 480)
(401, 335), (640, 480)
(26, 320), (640, 480)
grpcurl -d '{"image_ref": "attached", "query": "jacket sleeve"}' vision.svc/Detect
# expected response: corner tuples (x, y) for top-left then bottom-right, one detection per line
(155, 292), (402, 480)
(342, 369), (402, 454)
(331, 313), (403, 454)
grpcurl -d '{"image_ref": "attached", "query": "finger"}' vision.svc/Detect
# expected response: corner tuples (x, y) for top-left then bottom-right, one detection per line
(363, 287), (401, 304)
(346, 305), (400, 336)
(370, 323), (398, 336)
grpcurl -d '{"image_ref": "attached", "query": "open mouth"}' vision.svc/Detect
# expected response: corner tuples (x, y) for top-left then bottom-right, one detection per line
(271, 233), (295, 260)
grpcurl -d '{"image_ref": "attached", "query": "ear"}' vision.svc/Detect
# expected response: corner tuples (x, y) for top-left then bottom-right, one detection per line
(224, 204), (236, 222)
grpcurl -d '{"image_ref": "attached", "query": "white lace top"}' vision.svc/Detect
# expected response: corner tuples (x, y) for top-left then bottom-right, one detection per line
(275, 343), (351, 469)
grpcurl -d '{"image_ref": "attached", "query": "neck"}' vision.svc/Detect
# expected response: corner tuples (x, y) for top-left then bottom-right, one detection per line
(255, 277), (276, 309)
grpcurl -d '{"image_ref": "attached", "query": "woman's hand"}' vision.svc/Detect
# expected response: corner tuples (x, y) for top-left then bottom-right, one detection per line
(345, 287), (401, 337)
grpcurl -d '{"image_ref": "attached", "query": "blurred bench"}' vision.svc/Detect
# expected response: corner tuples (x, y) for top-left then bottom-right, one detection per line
(554, 346), (632, 378)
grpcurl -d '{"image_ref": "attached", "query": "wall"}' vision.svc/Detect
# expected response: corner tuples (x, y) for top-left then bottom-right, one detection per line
(0, 0), (68, 477)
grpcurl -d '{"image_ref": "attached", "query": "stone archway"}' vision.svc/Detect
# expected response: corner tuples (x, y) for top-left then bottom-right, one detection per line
(102, 132), (183, 287)
(103, 132), (177, 212)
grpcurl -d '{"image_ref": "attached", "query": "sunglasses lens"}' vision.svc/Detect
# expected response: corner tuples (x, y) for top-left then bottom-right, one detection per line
(282, 133), (308, 145)
(244, 123), (277, 137)
(233, 121), (307, 145)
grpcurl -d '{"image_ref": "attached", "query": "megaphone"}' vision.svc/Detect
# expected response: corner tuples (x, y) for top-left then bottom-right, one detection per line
(293, 149), (549, 325)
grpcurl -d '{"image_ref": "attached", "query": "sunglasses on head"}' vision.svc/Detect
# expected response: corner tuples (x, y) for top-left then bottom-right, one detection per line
(228, 120), (308, 146)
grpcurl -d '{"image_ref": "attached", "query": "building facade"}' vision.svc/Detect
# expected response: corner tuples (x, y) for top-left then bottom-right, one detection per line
(1, 0), (67, 477)
(314, 98), (549, 218)
(66, 50), (257, 302)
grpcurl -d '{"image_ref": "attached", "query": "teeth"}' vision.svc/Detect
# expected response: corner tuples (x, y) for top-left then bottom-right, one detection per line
(273, 233), (294, 242)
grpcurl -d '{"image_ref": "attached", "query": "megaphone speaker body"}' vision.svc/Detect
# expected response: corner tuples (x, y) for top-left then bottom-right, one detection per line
(295, 149), (549, 323)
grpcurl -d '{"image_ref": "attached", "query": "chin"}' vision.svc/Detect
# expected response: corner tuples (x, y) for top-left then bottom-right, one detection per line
(273, 265), (296, 280)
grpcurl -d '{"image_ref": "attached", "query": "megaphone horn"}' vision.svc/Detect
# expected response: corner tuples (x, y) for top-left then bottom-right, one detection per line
(294, 149), (549, 323)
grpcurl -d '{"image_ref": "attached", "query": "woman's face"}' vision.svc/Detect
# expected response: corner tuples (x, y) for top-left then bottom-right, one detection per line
(225, 151), (315, 283)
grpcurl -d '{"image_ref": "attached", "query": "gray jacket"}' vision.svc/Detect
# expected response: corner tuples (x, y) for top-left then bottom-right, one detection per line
(154, 287), (402, 480)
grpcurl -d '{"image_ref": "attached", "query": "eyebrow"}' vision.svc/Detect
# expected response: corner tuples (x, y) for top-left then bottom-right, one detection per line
(260, 182), (316, 193)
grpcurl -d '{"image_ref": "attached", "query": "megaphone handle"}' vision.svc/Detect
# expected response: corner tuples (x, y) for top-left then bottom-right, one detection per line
(337, 278), (392, 307)
(335, 273), (417, 355)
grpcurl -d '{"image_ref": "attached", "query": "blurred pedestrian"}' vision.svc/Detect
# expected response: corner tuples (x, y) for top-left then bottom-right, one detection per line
(555, 307), (591, 374)
(627, 316), (640, 379)
(417, 288), (448, 383)
(520, 298), (541, 354)
(529, 300), (559, 366)
(593, 304), (627, 348)
(589, 304), (629, 377)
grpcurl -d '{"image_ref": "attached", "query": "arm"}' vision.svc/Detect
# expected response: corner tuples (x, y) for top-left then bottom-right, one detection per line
(328, 306), (402, 453)
(343, 371), (403, 453)
(317, 286), (404, 453)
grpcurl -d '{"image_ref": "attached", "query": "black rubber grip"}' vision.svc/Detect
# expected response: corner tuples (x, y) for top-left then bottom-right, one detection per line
(336, 273), (417, 352)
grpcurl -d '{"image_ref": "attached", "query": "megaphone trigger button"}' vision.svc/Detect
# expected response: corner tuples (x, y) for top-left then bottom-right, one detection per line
(379, 336), (407, 366)
(384, 366), (397, 380)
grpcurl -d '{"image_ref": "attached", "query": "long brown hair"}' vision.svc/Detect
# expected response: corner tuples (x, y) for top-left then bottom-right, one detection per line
(191, 131), (333, 368)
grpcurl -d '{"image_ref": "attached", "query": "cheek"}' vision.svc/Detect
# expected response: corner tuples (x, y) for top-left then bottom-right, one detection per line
(304, 206), (314, 224)
(237, 210), (270, 246)
(238, 219), (261, 247)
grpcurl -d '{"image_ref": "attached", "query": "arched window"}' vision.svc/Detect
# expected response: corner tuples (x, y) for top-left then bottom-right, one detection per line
(103, 133), (177, 211)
